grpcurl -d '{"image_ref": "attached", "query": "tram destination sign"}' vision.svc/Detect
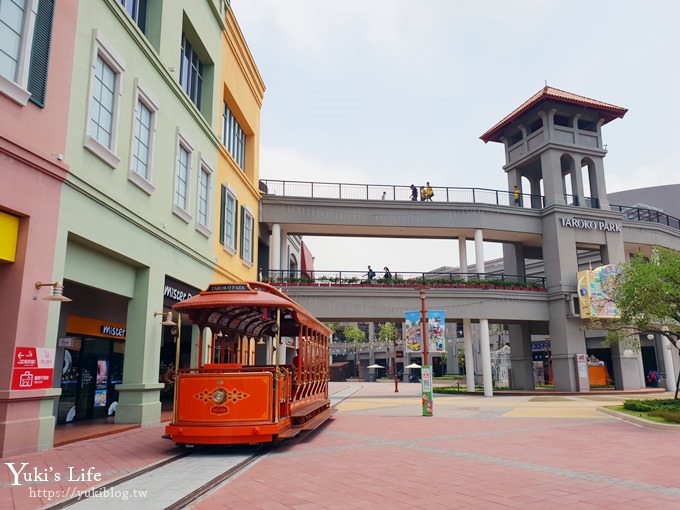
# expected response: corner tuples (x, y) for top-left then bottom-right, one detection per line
(207, 283), (252, 292)
(560, 217), (621, 232)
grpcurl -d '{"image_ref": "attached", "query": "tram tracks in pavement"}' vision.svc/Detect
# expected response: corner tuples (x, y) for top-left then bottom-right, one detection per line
(46, 393), (348, 509)
(45, 444), (269, 510)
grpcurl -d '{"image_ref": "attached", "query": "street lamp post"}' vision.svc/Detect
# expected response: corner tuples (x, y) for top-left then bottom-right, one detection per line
(419, 288), (429, 366)
(393, 337), (399, 393)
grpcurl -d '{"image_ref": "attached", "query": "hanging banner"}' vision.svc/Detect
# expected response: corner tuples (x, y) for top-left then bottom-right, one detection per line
(427, 310), (446, 353)
(404, 310), (446, 353)
(404, 311), (422, 352)
(577, 264), (622, 319)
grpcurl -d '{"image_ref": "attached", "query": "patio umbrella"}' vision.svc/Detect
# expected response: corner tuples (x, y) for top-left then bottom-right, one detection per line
(367, 363), (384, 369)
(405, 363), (421, 369)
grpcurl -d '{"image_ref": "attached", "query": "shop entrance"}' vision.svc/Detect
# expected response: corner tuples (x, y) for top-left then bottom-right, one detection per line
(57, 338), (123, 424)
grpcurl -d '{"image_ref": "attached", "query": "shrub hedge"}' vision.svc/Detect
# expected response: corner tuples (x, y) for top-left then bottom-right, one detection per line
(623, 399), (680, 419)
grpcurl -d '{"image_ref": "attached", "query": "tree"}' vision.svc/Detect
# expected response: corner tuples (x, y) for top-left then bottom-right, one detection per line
(595, 247), (680, 398)
(343, 324), (366, 378)
(377, 323), (399, 376)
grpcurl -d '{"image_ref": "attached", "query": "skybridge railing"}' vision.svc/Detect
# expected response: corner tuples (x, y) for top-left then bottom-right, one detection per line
(260, 179), (545, 208)
(262, 269), (546, 290)
(609, 204), (680, 230)
(260, 179), (680, 231)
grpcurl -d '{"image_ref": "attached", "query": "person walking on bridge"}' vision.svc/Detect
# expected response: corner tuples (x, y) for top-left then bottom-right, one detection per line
(423, 182), (434, 201)
(365, 265), (376, 285)
(410, 184), (418, 201)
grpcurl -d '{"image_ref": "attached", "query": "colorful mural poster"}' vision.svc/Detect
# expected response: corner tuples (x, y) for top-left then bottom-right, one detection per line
(404, 310), (446, 352)
(404, 311), (422, 352)
(577, 264), (622, 319)
(428, 310), (446, 353)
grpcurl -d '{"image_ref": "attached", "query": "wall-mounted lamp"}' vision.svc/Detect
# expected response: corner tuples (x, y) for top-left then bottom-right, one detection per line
(35, 281), (72, 302)
(154, 311), (176, 326)
(646, 333), (655, 340)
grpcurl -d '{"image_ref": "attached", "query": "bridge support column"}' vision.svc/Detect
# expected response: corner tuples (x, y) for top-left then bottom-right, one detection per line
(463, 319), (475, 393)
(508, 323), (534, 390)
(662, 334), (677, 393)
(458, 236), (468, 279)
(271, 223), (281, 275)
(279, 228), (288, 275)
(480, 319), (493, 397)
(474, 229), (485, 274)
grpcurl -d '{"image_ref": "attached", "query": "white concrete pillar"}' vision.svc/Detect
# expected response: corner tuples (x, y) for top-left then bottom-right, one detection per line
(463, 319), (475, 393)
(280, 231), (289, 275)
(662, 334), (677, 392)
(474, 229), (485, 275)
(637, 351), (646, 389)
(480, 319), (493, 397)
(271, 223), (281, 275)
(458, 236), (468, 280)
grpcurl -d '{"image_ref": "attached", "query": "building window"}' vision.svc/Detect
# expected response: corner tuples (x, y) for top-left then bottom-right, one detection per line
(222, 103), (246, 171)
(179, 33), (203, 109)
(196, 161), (212, 234)
(240, 206), (254, 264)
(127, 83), (158, 194)
(119, 0), (146, 32)
(89, 55), (117, 148)
(172, 132), (193, 222)
(132, 99), (152, 177)
(0, 0), (54, 106)
(220, 185), (237, 252)
(84, 33), (125, 168)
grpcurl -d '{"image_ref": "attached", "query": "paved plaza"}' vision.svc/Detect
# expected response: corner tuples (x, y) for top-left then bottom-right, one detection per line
(2, 382), (679, 509)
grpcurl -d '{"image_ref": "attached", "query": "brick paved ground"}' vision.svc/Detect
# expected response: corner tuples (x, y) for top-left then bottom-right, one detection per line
(194, 383), (680, 510)
(1, 382), (678, 509)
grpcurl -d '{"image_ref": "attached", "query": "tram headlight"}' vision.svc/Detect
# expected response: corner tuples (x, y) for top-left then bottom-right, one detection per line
(212, 388), (227, 404)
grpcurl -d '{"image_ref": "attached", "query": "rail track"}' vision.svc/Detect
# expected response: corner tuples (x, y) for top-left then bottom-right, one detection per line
(45, 386), (358, 510)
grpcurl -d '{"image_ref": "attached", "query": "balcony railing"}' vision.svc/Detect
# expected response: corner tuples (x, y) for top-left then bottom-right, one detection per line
(262, 269), (546, 290)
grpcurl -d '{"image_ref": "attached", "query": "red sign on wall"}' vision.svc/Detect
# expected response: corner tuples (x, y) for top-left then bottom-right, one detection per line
(11, 347), (55, 390)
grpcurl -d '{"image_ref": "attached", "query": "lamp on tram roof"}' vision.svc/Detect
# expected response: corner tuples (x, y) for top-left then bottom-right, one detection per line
(154, 311), (176, 326)
(35, 281), (72, 302)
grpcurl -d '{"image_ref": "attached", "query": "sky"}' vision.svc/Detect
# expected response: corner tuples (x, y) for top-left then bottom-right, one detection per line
(233, 0), (680, 274)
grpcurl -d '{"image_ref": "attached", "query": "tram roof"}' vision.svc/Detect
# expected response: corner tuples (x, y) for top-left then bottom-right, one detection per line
(173, 281), (330, 338)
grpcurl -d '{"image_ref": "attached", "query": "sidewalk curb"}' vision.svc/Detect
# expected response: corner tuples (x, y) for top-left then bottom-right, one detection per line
(598, 406), (680, 430)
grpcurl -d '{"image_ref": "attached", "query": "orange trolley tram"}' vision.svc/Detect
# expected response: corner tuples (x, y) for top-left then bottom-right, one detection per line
(164, 281), (334, 446)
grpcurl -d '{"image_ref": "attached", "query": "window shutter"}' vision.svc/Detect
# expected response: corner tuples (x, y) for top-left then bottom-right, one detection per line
(28, 0), (55, 108)
(249, 214), (254, 263)
(219, 185), (226, 245)
(239, 204), (244, 258)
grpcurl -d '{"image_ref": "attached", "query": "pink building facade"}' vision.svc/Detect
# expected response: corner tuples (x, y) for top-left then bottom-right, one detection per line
(0, 0), (77, 457)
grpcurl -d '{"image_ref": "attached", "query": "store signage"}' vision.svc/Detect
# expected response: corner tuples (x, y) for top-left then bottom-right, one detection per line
(560, 217), (622, 232)
(163, 276), (200, 307)
(207, 283), (251, 292)
(11, 347), (54, 390)
(66, 315), (127, 340)
(164, 284), (193, 302)
(0, 210), (20, 262)
(100, 325), (126, 338)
